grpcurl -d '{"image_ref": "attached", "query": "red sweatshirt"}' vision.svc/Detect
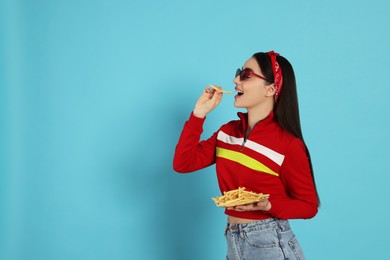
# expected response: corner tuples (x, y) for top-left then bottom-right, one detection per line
(173, 111), (318, 220)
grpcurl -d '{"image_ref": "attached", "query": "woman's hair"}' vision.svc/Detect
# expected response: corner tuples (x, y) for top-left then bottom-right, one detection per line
(253, 52), (320, 204)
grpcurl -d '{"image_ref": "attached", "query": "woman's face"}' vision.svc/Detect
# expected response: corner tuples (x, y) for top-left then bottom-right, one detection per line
(233, 57), (273, 110)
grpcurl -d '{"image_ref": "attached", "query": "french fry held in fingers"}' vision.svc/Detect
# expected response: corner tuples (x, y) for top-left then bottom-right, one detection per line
(212, 187), (270, 207)
(209, 84), (234, 94)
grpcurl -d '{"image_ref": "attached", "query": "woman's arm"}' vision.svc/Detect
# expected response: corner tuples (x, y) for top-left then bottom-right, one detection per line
(268, 138), (319, 219)
(173, 86), (224, 173)
(173, 113), (218, 173)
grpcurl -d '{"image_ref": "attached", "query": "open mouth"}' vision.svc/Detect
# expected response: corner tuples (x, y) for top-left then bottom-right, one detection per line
(236, 90), (244, 96)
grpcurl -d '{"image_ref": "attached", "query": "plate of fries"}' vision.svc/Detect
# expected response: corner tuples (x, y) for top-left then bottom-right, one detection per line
(212, 187), (270, 207)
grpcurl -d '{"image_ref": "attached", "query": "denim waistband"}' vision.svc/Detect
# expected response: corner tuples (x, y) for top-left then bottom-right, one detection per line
(226, 218), (290, 233)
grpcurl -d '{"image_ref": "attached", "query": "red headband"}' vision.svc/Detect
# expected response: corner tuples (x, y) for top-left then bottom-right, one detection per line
(267, 50), (283, 102)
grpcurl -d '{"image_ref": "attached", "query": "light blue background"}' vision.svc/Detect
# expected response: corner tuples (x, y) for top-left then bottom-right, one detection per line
(1, 0), (389, 259)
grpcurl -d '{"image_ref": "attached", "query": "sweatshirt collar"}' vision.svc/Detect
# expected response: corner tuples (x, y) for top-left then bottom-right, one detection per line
(237, 111), (275, 132)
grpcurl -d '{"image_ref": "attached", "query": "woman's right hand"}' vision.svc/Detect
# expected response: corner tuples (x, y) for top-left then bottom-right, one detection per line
(193, 86), (223, 118)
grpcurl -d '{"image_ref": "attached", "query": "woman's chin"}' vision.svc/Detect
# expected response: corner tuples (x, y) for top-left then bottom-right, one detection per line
(234, 97), (244, 108)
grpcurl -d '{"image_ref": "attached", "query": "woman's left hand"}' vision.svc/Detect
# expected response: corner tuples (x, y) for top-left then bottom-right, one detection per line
(227, 199), (272, 212)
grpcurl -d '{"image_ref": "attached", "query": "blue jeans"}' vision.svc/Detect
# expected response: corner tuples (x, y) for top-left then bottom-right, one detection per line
(224, 218), (305, 260)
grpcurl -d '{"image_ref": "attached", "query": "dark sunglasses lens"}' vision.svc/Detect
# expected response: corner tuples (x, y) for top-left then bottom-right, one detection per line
(235, 68), (241, 78)
(240, 69), (251, 81)
(236, 68), (252, 81)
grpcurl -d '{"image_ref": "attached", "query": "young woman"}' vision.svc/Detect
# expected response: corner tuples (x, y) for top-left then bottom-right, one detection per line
(173, 51), (319, 260)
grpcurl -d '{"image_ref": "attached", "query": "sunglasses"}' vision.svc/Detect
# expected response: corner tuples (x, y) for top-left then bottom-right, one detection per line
(235, 68), (267, 81)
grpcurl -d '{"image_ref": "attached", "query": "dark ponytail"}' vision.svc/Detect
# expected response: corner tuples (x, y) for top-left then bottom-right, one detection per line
(253, 52), (320, 205)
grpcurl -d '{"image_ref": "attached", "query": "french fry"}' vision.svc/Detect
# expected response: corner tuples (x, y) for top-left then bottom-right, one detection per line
(209, 84), (234, 94)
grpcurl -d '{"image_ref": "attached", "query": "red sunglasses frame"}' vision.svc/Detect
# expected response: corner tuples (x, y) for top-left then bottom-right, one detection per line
(235, 68), (267, 81)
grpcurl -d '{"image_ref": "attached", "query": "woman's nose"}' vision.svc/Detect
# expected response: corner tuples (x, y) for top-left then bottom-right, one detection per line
(233, 75), (240, 84)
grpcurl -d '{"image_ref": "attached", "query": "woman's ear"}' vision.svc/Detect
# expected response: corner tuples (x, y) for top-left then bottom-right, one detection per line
(265, 84), (276, 97)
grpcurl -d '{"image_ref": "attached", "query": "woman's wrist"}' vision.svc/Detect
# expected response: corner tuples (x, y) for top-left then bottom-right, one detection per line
(193, 109), (206, 118)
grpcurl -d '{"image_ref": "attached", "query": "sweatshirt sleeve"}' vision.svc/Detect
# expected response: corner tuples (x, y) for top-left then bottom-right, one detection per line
(173, 112), (218, 173)
(268, 138), (319, 219)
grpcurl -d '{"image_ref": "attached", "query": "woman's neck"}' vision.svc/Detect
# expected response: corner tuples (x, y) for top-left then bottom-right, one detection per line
(246, 103), (273, 132)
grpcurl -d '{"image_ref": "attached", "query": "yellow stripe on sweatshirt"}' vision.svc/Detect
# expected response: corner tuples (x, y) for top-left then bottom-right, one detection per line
(216, 147), (279, 177)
